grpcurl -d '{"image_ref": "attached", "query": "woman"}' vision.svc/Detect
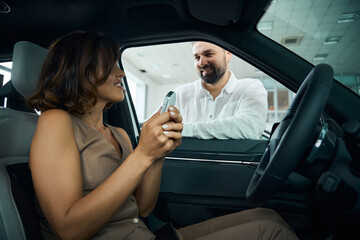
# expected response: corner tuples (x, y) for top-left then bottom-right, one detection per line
(27, 31), (298, 240)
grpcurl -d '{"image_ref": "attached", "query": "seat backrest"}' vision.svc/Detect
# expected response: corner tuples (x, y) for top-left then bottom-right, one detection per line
(0, 41), (47, 240)
(0, 81), (35, 112)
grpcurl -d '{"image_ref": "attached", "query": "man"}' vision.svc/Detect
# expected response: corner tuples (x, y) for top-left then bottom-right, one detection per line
(173, 41), (268, 139)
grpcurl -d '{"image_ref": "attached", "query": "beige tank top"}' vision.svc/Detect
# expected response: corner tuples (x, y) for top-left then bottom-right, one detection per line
(36, 114), (155, 240)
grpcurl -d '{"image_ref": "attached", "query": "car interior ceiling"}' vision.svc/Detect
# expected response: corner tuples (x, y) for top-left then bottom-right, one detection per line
(4, 0), (358, 122)
(1, 0), (360, 240)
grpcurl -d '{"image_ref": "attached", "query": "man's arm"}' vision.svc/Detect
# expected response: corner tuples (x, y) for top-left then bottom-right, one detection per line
(182, 113), (265, 139)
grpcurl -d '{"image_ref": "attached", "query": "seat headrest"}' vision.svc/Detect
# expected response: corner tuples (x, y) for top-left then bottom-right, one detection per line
(11, 41), (48, 98)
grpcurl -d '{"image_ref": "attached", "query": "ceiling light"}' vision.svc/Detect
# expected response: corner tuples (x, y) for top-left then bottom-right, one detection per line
(313, 54), (328, 61)
(280, 35), (303, 45)
(323, 36), (341, 45)
(258, 21), (273, 30)
(337, 12), (360, 23)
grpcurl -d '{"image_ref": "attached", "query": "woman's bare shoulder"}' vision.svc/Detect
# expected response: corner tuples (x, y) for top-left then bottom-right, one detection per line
(35, 109), (74, 137)
(30, 110), (78, 170)
(39, 109), (70, 120)
(37, 109), (72, 126)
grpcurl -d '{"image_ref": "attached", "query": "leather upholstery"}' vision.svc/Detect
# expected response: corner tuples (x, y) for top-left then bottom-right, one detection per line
(0, 41), (47, 240)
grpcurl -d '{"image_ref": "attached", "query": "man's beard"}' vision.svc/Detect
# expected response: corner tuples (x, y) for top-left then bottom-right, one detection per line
(199, 62), (226, 84)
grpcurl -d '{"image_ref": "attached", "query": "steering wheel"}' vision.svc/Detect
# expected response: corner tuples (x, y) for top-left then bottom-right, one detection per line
(246, 64), (334, 206)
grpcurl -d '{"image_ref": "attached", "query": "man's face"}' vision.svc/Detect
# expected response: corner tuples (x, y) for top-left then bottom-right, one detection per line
(192, 42), (230, 84)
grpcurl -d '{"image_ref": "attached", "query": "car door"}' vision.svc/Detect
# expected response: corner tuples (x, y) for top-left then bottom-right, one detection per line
(119, 41), (311, 233)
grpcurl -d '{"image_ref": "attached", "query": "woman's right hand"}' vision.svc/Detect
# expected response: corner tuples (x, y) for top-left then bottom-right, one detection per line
(135, 108), (182, 164)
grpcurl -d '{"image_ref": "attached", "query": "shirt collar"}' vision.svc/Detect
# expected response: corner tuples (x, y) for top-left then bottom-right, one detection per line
(222, 71), (236, 94)
(197, 79), (208, 98)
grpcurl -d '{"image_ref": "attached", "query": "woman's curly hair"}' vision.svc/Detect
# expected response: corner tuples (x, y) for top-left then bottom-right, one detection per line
(26, 31), (120, 116)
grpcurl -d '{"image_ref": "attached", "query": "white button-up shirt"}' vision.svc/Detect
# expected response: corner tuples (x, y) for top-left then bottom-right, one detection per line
(173, 72), (267, 139)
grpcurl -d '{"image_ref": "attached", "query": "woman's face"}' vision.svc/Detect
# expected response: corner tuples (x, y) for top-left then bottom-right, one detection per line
(96, 62), (126, 105)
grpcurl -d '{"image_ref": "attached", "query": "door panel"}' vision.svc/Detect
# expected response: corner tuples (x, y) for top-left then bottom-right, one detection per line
(153, 137), (312, 233)
(153, 138), (266, 227)
(160, 159), (256, 197)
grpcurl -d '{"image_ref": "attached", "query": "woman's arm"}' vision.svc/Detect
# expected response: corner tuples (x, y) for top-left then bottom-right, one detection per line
(117, 107), (183, 217)
(30, 109), (176, 240)
(134, 107), (183, 217)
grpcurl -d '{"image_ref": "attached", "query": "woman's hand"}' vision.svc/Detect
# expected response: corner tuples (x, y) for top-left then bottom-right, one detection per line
(135, 106), (182, 163)
(162, 106), (182, 152)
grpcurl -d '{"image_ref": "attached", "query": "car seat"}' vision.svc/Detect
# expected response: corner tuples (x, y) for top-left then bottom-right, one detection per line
(0, 41), (48, 240)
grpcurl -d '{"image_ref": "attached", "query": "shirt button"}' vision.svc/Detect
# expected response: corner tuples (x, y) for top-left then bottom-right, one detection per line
(209, 115), (213, 118)
(133, 218), (139, 223)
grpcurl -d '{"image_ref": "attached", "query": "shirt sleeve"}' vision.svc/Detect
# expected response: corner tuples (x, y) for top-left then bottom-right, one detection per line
(182, 81), (268, 139)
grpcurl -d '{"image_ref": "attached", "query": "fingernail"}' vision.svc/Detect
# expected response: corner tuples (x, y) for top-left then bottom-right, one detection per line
(169, 106), (174, 111)
(162, 124), (169, 129)
(164, 131), (170, 135)
(170, 111), (175, 116)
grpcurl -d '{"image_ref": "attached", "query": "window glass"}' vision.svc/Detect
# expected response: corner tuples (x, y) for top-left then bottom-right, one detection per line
(122, 42), (295, 139)
(257, 0), (360, 96)
(268, 91), (274, 111)
(277, 89), (289, 111)
(0, 61), (12, 86)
